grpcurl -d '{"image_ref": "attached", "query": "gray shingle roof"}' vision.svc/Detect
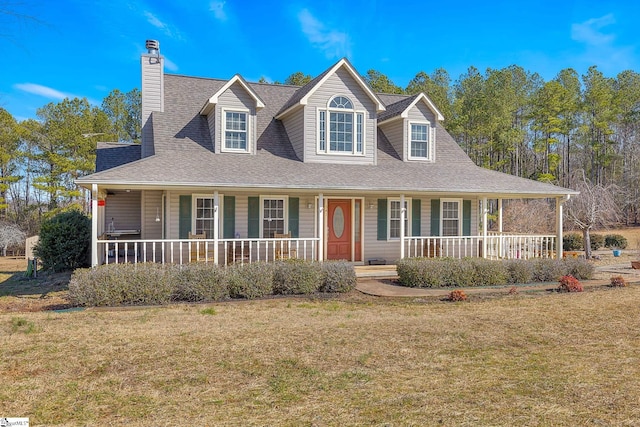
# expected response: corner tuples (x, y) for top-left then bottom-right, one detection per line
(95, 142), (141, 172)
(377, 95), (419, 123)
(78, 69), (576, 198)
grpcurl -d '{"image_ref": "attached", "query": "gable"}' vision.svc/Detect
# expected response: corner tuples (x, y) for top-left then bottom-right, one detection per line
(275, 58), (385, 119)
(200, 74), (265, 115)
(307, 67), (376, 112)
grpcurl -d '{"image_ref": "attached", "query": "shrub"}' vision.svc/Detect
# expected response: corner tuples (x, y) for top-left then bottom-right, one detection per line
(69, 263), (176, 306)
(468, 258), (508, 286)
(273, 259), (322, 295)
(609, 276), (627, 287)
(605, 234), (628, 249)
(226, 262), (274, 299)
(448, 289), (467, 302)
(532, 259), (566, 282)
(35, 209), (91, 272)
(440, 258), (476, 287)
(398, 257), (593, 288)
(397, 258), (446, 288)
(563, 233), (583, 251)
(504, 259), (534, 284)
(319, 261), (356, 293)
(558, 275), (583, 293)
(173, 263), (228, 302)
(590, 234), (605, 251)
(562, 258), (594, 280)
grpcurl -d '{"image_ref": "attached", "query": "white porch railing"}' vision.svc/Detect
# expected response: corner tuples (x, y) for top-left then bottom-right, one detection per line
(405, 233), (556, 260)
(98, 237), (320, 266)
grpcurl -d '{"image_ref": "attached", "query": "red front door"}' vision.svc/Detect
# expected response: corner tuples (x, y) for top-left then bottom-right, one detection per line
(327, 199), (351, 261)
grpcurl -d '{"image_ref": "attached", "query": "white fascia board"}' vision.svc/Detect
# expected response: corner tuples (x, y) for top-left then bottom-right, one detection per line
(199, 74), (265, 116)
(400, 93), (445, 121)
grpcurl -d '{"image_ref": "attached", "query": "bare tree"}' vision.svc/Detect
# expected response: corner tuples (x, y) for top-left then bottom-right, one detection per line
(495, 199), (555, 234)
(564, 170), (620, 259)
(0, 221), (25, 256)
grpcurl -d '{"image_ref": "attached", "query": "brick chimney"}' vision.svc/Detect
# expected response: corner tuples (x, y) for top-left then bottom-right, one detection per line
(141, 39), (164, 157)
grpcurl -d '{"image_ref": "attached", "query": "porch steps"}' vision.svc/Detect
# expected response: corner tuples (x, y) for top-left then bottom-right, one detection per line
(354, 265), (398, 279)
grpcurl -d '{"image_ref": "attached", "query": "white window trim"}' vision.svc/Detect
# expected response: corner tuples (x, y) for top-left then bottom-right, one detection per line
(407, 120), (432, 161)
(316, 96), (366, 156)
(440, 198), (462, 237)
(259, 195), (289, 238)
(388, 198), (411, 240)
(221, 108), (250, 153)
(192, 194), (223, 238)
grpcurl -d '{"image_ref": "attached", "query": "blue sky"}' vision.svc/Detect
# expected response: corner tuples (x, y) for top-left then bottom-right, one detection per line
(1, 0), (638, 121)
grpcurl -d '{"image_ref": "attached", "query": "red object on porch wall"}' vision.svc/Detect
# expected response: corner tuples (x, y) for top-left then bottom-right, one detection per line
(98, 200), (105, 206)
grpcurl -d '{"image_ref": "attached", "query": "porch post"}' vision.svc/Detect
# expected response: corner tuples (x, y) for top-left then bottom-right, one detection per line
(91, 184), (98, 267)
(556, 196), (567, 260)
(400, 194), (405, 259)
(482, 197), (488, 259)
(498, 198), (503, 257)
(213, 191), (219, 265)
(318, 193), (324, 262)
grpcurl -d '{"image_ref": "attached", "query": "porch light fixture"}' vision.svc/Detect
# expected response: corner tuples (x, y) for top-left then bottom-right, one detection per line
(307, 202), (313, 209)
(155, 207), (161, 222)
(368, 201), (375, 209)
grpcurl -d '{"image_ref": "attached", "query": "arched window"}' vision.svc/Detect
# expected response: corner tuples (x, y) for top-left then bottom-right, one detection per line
(319, 96), (363, 154)
(329, 96), (353, 109)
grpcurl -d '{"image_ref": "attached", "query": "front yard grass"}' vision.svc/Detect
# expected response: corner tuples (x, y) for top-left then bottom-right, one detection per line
(2, 285), (640, 425)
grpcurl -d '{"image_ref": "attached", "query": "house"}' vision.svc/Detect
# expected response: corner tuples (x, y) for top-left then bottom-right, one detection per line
(77, 40), (576, 267)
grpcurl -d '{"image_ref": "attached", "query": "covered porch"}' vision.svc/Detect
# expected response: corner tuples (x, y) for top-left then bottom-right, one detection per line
(89, 185), (568, 267)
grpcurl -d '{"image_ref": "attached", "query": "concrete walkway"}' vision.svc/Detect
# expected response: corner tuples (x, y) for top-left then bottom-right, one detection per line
(355, 262), (640, 298)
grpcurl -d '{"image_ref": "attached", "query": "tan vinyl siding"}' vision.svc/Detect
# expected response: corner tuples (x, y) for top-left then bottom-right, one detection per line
(104, 191), (141, 232)
(141, 54), (164, 158)
(304, 68), (376, 165)
(379, 119), (404, 161)
(142, 190), (163, 239)
(214, 82), (257, 154)
(282, 109), (305, 161)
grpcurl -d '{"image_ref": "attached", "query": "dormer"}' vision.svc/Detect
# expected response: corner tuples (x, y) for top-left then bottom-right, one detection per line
(200, 74), (265, 154)
(276, 58), (385, 164)
(378, 92), (444, 163)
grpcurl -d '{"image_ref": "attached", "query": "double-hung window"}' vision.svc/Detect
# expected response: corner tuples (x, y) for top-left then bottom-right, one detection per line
(389, 199), (410, 239)
(409, 122), (430, 159)
(318, 96), (364, 155)
(195, 196), (216, 238)
(223, 110), (248, 152)
(441, 199), (461, 236)
(262, 197), (286, 238)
